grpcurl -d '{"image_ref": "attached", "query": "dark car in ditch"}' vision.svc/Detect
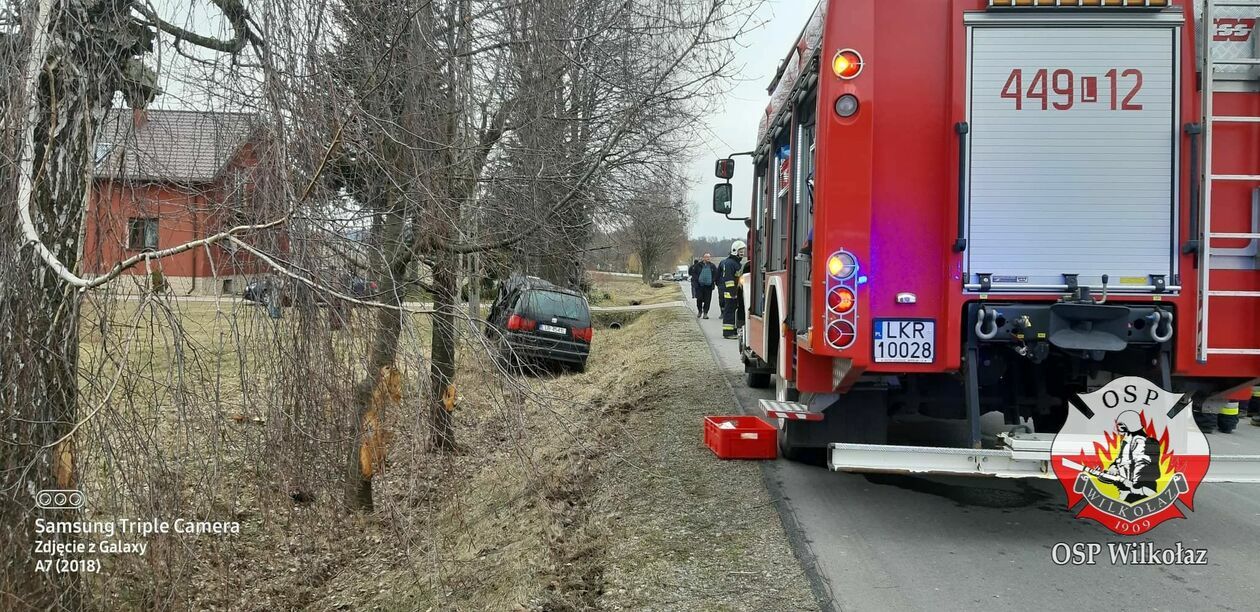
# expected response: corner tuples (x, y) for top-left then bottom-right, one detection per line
(487, 275), (593, 372)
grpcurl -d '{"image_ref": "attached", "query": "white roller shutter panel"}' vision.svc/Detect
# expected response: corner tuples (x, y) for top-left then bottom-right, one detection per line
(966, 24), (1179, 291)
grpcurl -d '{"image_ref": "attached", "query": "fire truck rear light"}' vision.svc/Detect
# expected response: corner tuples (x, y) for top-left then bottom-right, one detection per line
(988, 0), (1168, 7)
(828, 287), (856, 314)
(827, 252), (857, 280)
(835, 94), (860, 118)
(826, 321), (857, 350)
(832, 49), (863, 80)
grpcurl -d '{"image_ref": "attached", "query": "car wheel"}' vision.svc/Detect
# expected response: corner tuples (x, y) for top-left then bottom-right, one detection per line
(573, 359), (587, 374)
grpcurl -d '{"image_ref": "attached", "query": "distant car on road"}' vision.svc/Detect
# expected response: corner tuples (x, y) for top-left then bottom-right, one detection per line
(347, 277), (379, 299)
(242, 274), (379, 306)
(487, 275), (593, 372)
(242, 276), (286, 305)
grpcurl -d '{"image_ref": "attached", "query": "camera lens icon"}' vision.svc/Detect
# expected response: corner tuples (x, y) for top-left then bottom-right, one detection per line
(36, 490), (84, 510)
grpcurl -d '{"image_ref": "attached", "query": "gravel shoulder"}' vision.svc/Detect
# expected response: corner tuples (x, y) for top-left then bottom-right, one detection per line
(589, 308), (817, 611)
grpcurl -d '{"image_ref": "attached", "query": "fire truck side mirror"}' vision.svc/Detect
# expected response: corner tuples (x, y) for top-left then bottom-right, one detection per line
(715, 158), (735, 180)
(712, 183), (733, 215)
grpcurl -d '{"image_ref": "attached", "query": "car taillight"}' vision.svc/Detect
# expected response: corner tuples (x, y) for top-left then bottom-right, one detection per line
(573, 326), (593, 343)
(507, 314), (536, 332)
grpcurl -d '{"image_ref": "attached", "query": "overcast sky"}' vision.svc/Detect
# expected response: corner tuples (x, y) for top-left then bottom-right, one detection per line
(685, 0), (813, 240)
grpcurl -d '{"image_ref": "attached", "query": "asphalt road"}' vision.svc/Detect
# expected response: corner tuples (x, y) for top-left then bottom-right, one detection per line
(680, 283), (1260, 612)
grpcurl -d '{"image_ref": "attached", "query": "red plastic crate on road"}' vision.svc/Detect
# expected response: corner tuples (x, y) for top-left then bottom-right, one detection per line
(703, 416), (777, 460)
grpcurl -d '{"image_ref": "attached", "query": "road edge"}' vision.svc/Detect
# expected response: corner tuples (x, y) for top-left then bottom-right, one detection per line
(685, 291), (837, 612)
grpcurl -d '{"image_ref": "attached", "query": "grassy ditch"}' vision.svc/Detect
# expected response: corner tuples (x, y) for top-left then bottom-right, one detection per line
(67, 296), (812, 610)
(313, 307), (816, 610)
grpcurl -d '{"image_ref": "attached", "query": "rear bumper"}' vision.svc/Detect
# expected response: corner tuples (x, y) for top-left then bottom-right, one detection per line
(505, 332), (590, 364)
(967, 301), (1173, 351)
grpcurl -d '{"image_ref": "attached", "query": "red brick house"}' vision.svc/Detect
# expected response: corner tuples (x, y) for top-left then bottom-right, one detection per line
(83, 108), (273, 295)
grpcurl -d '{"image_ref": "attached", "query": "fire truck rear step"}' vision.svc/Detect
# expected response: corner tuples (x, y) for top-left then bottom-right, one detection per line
(759, 398), (823, 422)
(828, 433), (1260, 483)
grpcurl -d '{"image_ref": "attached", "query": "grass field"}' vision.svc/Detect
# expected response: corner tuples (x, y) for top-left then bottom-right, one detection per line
(587, 271), (682, 307)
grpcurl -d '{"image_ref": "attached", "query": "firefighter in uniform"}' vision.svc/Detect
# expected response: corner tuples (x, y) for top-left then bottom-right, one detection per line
(1197, 392), (1249, 434)
(1251, 386), (1260, 427)
(718, 240), (746, 339)
(1219, 400), (1240, 434)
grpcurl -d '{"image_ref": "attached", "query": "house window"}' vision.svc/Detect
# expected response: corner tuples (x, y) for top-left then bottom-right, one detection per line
(127, 218), (158, 251)
(94, 142), (112, 164)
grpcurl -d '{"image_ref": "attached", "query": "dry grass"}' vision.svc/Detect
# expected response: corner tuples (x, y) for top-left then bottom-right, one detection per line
(310, 307), (816, 611)
(69, 296), (812, 611)
(588, 272), (682, 307)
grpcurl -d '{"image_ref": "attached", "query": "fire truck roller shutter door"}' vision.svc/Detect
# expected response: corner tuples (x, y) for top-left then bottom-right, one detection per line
(964, 16), (1180, 291)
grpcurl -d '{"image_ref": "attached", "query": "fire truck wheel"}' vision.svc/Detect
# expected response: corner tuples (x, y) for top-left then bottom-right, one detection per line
(1032, 408), (1066, 435)
(778, 420), (826, 466)
(778, 389), (890, 464)
(746, 368), (771, 388)
(774, 375), (800, 402)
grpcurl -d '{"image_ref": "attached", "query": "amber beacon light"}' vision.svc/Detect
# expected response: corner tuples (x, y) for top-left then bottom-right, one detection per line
(832, 49), (864, 80)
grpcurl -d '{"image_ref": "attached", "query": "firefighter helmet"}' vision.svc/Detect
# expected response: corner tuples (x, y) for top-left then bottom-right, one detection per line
(730, 240), (747, 256)
(1115, 410), (1143, 435)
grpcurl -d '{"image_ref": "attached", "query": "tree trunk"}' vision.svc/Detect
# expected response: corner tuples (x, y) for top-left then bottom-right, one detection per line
(428, 250), (458, 452)
(345, 205), (408, 511)
(0, 273), (84, 610)
(467, 252), (481, 324)
(0, 4), (126, 601)
(0, 140), (88, 611)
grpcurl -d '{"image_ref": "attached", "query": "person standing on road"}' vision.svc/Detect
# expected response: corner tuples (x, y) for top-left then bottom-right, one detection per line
(1250, 385), (1260, 426)
(691, 254), (719, 319)
(737, 219), (752, 335)
(718, 241), (746, 339)
(688, 258), (700, 298)
(1219, 401), (1240, 434)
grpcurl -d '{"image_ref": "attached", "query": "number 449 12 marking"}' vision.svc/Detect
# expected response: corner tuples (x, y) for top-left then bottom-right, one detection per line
(1000, 68), (1143, 112)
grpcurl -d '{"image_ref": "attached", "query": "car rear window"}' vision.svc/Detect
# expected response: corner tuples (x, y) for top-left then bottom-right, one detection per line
(523, 290), (589, 322)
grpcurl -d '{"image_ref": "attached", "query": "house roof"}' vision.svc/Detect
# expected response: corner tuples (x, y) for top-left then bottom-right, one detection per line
(94, 108), (260, 184)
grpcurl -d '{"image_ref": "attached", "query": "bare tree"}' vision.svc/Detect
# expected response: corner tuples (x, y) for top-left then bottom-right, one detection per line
(327, 0), (755, 509)
(1, 1), (257, 607)
(618, 176), (692, 282)
(1, 1), (766, 606)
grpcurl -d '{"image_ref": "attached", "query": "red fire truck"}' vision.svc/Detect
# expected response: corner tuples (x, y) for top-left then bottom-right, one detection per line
(711, 0), (1260, 473)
